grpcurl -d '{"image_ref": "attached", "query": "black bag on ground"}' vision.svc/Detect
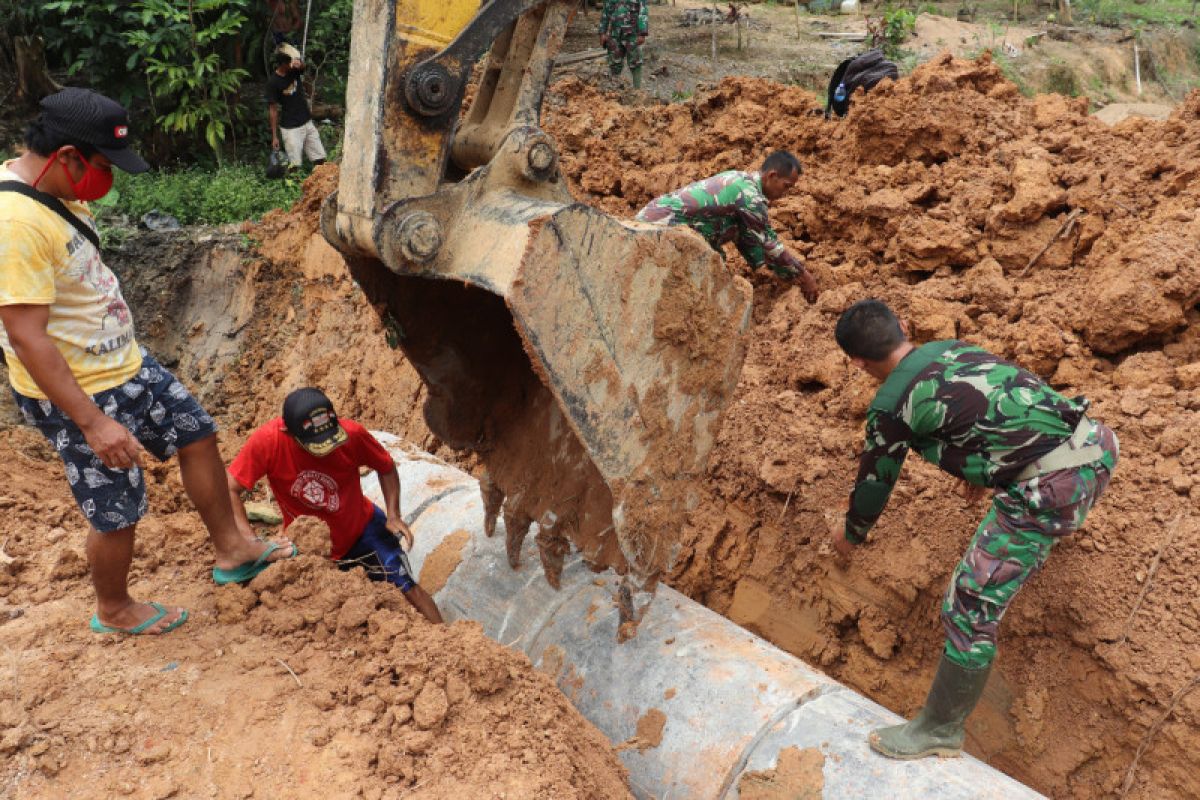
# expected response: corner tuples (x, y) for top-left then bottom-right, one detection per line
(825, 48), (899, 118)
(265, 148), (289, 179)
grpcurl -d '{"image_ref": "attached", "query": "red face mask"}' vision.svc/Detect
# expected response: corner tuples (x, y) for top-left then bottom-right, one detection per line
(32, 148), (113, 202)
(60, 151), (114, 202)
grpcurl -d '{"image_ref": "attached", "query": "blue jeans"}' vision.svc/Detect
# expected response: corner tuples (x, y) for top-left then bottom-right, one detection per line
(336, 505), (416, 592)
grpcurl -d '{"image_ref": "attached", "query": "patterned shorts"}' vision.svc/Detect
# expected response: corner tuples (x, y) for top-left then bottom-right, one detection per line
(14, 353), (217, 533)
(941, 420), (1119, 669)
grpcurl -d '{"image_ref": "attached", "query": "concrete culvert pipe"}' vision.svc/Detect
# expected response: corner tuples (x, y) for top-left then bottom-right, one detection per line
(363, 434), (1045, 800)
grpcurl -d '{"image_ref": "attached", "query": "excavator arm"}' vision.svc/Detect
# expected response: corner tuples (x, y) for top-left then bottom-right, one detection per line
(322, 0), (751, 621)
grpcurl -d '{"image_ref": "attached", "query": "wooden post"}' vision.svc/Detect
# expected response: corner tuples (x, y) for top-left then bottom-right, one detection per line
(711, 3), (718, 71)
(795, 0), (802, 37)
(1134, 39), (1142, 96)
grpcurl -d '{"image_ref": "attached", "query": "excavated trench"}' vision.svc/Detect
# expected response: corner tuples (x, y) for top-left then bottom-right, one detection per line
(92, 53), (1200, 799)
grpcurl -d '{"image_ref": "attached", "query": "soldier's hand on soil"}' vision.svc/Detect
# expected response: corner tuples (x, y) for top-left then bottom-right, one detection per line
(600, 34), (610, 47)
(82, 415), (142, 471)
(798, 269), (819, 304)
(954, 478), (988, 506)
(831, 526), (855, 563)
(637, 35), (646, 45)
(387, 515), (415, 550)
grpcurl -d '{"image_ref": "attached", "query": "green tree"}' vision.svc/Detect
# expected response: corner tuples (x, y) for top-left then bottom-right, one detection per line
(125, 0), (252, 160)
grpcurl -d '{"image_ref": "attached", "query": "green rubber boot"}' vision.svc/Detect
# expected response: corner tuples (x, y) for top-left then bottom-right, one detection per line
(631, 67), (642, 89)
(869, 655), (991, 759)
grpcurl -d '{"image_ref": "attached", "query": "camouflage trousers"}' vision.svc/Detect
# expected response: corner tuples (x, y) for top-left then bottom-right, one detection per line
(605, 30), (643, 74)
(941, 421), (1119, 669)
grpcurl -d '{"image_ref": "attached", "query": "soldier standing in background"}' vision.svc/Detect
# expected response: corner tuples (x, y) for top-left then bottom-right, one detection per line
(600, 0), (648, 89)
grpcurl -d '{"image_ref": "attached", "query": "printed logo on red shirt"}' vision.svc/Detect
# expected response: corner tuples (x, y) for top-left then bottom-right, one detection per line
(290, 470), (341, 512)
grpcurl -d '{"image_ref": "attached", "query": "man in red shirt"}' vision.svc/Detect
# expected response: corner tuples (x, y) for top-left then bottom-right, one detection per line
(226, 388), (443, 623)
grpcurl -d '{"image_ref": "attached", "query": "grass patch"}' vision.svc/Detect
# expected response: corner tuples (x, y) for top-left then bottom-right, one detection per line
(93, 164), (304, 228)
(1044, 61), (1082, 96)
(1074, 0), (1197, 26)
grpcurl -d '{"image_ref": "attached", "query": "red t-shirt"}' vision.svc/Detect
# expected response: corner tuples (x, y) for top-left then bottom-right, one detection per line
(229, 417), (396, 559)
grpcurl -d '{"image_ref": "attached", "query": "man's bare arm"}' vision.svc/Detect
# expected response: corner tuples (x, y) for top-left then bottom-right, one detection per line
(378, 466), (413, 548)
(0, 304), (140, 469)
(269, 104), (280, 149)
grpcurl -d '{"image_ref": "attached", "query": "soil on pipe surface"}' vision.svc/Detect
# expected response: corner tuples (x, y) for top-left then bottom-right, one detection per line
(3, 52), (1200, 798)
(737, 746), (825, 800)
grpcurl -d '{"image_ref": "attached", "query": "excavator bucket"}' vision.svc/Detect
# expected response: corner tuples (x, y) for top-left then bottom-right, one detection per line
(322, 0), (751, 607)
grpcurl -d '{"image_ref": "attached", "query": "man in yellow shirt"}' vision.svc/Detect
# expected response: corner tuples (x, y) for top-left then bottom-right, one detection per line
(0, 89), (293, 636)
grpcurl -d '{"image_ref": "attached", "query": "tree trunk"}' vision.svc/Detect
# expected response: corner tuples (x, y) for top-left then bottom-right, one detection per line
(1057, 0), (1073, 24)
(14, 36), (61, 104)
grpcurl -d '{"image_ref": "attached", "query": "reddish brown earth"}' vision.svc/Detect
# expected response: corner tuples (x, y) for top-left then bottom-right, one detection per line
(0, 424), (631, 799)
(3, 52), (1199, 799)
(545, 53), (1200, 799)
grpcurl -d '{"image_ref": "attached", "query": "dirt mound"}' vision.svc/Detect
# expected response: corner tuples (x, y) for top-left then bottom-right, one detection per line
(543, 55), (1200, 798)
(0, 428), (630, 799)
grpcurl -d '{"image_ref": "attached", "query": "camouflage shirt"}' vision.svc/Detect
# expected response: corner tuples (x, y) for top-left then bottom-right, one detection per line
(600, 0), (648, 36)
(635, 170), (804, 278)
(845, 341), (1087, 542)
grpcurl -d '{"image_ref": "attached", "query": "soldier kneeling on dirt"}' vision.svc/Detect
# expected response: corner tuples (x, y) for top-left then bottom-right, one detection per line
(227, 388), (444, 624)
(635, 150), (819, 303)
(831, 299), (1118, 759)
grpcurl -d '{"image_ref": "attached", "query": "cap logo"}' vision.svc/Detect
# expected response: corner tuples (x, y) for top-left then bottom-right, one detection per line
(114, 125), (128, 139)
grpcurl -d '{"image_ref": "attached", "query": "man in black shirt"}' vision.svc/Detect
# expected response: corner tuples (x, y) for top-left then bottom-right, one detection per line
(267, 44), (326, 169)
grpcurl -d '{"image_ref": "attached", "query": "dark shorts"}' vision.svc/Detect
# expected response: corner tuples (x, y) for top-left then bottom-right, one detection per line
(13, 353), (217, 533)
(337, 505), (416, 592)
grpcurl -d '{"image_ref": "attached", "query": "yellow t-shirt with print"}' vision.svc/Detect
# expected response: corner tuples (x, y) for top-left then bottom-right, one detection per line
(0, 162), (142, 399)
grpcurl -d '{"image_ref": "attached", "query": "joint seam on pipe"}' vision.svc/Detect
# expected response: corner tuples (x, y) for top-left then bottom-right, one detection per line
(715, 683), (846, 799)
(403, 483), (474, 527)
(503, 555), (599, 654)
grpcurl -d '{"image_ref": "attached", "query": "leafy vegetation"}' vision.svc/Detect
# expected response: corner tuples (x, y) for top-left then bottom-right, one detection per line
(92, 165), (303, 227)
(1073, 0), (1197, 26)
(866, 6), (918, 59)
(8, 0), (352, 164)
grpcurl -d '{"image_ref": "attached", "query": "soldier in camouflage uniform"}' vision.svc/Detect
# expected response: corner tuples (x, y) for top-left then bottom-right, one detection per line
(635, 150), (819, 303)
(832, 299), (1118, 760)
(600, 0), (648, 88)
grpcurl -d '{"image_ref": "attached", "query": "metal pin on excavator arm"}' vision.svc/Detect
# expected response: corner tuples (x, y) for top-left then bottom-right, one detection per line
(322, 0), (752, 624)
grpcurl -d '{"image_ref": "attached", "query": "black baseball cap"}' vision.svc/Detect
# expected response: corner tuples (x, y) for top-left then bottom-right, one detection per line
(39, 88), (150, 174)
(283, 388), (349, 456)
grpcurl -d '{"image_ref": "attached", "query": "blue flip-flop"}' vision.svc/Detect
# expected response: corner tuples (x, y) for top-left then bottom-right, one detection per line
(212, 541), (298, 585)
(90, 602), (189, 635)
